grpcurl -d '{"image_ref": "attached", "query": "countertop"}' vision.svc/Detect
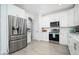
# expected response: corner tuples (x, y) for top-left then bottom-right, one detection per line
(49, 32), (59, 34)
(69, 32), (79, 42)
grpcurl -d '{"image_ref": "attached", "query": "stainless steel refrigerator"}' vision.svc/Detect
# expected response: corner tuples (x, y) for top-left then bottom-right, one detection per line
(8, 15), (27, 53)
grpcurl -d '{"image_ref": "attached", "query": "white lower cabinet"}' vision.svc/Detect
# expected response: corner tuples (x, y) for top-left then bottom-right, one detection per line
(68, 36), (74, 54)
(68, 35), (79, 55)
(74, 39), (79, 55)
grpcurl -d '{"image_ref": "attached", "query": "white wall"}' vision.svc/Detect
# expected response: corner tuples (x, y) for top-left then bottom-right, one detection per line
(25, 11), (39, 42)
(0, 5), (8, 54)
(8, 5), (26, 18)
(0, 5), (1, 54)
(32, 14), (40, 40)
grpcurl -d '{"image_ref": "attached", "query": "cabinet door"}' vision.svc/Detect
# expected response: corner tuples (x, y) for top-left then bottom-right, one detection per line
(74, 40), (79, 55)
(60, 12), (68, 27)
(60, 28), (69, 45)
(69, 37), (74, 54)
(68, 36), (71, 52)
(68, 36), (73, 54)
(74, 4), (79, 26)
(60, 9), (74, 27)
(68, 36), (75, 55)
(67, 9), (74, 27)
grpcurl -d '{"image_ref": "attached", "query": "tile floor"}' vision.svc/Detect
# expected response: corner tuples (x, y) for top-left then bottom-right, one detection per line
(11, 40), (70, 55)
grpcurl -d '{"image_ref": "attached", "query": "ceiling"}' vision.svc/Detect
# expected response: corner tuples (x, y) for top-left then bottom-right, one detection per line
(15, 4), (74, 16)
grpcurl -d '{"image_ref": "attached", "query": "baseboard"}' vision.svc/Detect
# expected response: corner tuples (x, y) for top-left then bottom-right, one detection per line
(0, 52), (8, 55)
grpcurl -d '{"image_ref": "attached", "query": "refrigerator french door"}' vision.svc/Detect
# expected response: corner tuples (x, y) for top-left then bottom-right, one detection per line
(8, 15), (27, 53)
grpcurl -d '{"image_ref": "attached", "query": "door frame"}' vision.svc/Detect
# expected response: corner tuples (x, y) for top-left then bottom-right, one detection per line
(28, 17), (33, 41)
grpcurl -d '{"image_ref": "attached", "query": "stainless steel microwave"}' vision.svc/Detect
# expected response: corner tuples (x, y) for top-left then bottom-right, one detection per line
(50, 21), (59, 27)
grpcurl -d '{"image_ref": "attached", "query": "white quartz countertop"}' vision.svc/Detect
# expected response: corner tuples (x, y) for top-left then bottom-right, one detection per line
(69, 33), (79, 42)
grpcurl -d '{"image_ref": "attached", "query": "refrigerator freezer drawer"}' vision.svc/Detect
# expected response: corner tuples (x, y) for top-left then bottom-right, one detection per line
(9, 41), (18, 53)
(22, 39), (27, 48)
(17, 39), (23, 50)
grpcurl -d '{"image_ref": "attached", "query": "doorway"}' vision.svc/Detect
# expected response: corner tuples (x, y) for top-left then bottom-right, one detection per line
(27, 17), (33, 43)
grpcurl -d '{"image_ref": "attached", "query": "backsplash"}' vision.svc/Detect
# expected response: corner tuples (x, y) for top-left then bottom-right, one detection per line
(70, 26), (79, 33)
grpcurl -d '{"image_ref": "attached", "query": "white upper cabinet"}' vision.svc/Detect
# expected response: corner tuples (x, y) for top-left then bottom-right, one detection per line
(60, 11), (68, 27)
(67, 8), (74, 27)
(60, 8), (74, 27)
(74, 4), (79, 26)
(42, 8), (75, 27)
